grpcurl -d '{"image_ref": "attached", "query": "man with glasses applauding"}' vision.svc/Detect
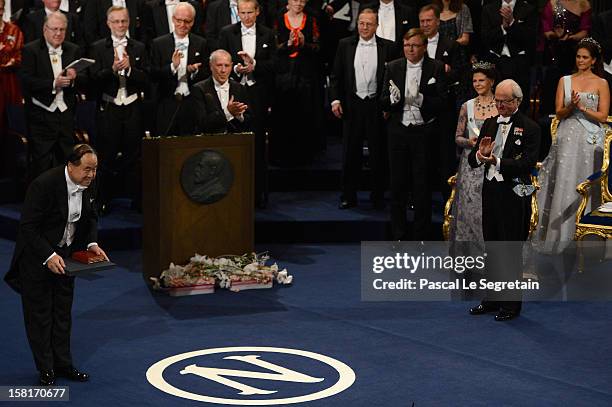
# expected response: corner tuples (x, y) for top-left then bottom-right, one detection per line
(467, 79), (540, 321)
(150, 1), (209, 136)
(380, 27), (447, 241)
(21, 11), (83, 179)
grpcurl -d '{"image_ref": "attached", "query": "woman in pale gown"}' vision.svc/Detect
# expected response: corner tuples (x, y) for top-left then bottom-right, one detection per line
(535, 38), (610, 253)
(449, 62), (497, 252)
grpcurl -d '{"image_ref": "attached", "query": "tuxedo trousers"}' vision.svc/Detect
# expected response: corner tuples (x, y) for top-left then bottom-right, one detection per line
(341, 95), (387, 202)
(96, 100), (143, 205)
(26, 105), (75, 180)
(388, 121), (432, 240)
(481, 178), (531, 313)
(19, 245), (75, 372)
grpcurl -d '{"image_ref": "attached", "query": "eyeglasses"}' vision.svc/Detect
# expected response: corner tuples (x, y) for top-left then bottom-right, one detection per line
(173, 18), (194, 25)
(45, 26), (67, 33)
(404, 43), (425, 49)
(109, 19), (129, 24)
(494, 97), (517, 106)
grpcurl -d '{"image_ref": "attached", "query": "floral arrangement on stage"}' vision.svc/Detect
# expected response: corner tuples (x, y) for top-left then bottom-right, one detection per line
(151, 252), (293, 295)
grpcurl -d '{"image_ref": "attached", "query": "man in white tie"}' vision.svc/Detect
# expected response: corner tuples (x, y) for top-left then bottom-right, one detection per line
(21, 11), (82, 179)
(89, 5), (149, 213)
(5, 144), (108, 386)
(481, 0), (536, 112)
(381, 28), (447, 241)
(141, 0), (204, 44)
(330, 8), (395, 210)
(192, 49), (252, 133)
(151, 1), (209, 136)
(22, 0), (82, 45)
(468, 79), (540, 321)
(218, 0), (275, 208)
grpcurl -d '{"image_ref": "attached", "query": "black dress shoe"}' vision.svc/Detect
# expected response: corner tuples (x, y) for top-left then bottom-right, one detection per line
(39, 370), (55, 386)
(494, 310), (519, 322)
(339, 200), (356, 209)
(56, 367), (89, 382)
(469, 304), (498, 315)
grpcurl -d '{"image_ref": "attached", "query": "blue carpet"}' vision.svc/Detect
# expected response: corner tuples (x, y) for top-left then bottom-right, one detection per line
(1, 239), (611, 406)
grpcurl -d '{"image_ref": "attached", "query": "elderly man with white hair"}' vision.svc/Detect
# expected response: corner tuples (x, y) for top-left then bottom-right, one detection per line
(20, 11), (82, 179)
(467, 78), (541, 322)
(150, 1), (209, 136)
(192, 49), (251, 134)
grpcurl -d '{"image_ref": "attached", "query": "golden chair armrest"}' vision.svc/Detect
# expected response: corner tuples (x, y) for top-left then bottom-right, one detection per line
(575, 171), (604, 225)
(528, 163), (542, 238)
(443, 174), (457, 241)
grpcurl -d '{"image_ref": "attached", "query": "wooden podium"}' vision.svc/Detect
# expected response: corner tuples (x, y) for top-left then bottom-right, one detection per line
(141, 134), (254, 282)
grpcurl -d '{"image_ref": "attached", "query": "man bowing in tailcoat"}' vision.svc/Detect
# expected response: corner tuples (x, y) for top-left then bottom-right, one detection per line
(5, 144), (108, 385)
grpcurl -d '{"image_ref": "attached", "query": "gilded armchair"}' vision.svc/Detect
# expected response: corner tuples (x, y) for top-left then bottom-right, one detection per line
(574, 130), (612, 242)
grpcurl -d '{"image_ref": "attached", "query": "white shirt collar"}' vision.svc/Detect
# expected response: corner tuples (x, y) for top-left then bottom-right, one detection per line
(46, 42), (62, 53)
(358, 36), (376, 46)
(429, 32), (439, 44)
(65, 167), (88, 194)
(407, 57), (424, 68)
(379, 0), (394, 10)
(111, 35), (127, 43)
(502, 0), (516, 10)
(44, 7), (56, 15)
(213, 78), (229, 90)
(241, 23), (256, 35)
(173, 33), (189, 44)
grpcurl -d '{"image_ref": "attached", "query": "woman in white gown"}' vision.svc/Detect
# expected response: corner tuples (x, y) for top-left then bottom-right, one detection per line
(535, 38), (610, 253)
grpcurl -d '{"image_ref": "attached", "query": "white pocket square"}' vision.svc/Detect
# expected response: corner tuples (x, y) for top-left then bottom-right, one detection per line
(518, 50), (526, 55)
(263, 43), (268, 48)
(427, 77), (436, 85)
(443, 51), (448, 56)
(517, 19), (524, 23)
(402, 20), (408, 24)
(195, 52), (200, 56)
(135, 57), (140, 61)
(515, 139), (522, 146)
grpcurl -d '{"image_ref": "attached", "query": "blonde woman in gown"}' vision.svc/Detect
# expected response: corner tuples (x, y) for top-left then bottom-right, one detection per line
(535, 38), (610, 253)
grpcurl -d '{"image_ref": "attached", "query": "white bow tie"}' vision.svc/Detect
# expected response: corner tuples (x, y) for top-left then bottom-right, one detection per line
(497, 116), (512, 124)
(379, 2), (393, 10)
(71, 185), (87, 194)
(241, 27), (255, 36)
(407, 61), (422, 69)
(49, 47), (63, 56)
(216, 82), (229, 91)
(359, 41), (375, 47)
(113, 38), (127, 48)
(175, 41), (188, 51)
(165, 0), (179, 5)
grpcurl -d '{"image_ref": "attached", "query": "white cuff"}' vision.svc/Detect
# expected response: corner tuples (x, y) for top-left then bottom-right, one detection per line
(501, 25), (507, 36)
(331, 100), (341, 107)
(170, 63), (177, 75)
(43, 252), (58, 266)
(495, 156), (501, 171)
(87, 242), (98, 249)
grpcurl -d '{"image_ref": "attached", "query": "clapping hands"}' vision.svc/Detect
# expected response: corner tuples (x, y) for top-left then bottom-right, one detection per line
(227, 95), (248, 117)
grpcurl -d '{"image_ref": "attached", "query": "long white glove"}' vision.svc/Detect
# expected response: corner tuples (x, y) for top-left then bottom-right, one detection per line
(389, 79), (401, 105)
